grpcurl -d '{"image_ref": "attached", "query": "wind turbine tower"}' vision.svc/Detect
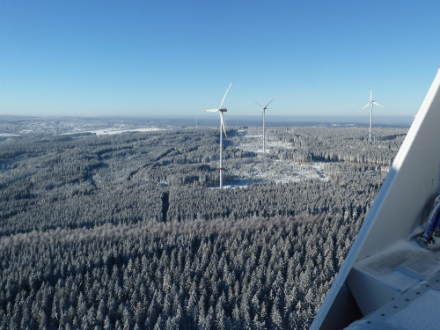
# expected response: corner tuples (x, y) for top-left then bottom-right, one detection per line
(359, 86), (385, 142)
(201, 80), (234, 189)
(255, 99), (274, 152)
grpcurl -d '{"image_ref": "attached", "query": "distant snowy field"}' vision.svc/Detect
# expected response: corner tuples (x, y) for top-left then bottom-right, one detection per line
(0, 133), (20, 137)
(58, 127), (166, 136)
(85, 127), (165, 135)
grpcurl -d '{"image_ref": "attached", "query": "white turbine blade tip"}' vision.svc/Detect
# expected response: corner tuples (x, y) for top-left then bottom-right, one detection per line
(220, 80), (234, 109)
(265, 99), (274, 107)
(359, 102), (371, 112)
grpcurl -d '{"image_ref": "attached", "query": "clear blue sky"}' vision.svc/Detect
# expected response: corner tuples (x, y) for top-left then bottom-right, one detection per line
(1, 0), (439, 118)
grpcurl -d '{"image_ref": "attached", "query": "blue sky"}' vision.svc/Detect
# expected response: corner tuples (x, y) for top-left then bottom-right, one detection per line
(0, 0), (439, 118)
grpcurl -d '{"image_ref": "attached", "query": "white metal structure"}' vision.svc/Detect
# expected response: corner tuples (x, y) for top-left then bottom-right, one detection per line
(359, 86), (385, 142)
(311, 68), (440, 330)
(201, 80), (233, 189)
(255, 99), (274, 152)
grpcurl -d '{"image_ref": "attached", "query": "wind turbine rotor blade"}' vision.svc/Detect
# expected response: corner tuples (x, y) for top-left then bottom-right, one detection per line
(265, 99), (274, 108)
(254, 101), (264, 108)
(359, 102), (371, 113)
(370, 86), (373, 102)
(202, 109), (220, 112)
(220, 80), (234, 109)
(372, 102), (385, 108)
(220, 112), (228, 140)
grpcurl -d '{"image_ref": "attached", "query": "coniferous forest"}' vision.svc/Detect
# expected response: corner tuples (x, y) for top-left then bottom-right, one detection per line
(0, 125), (408, 329)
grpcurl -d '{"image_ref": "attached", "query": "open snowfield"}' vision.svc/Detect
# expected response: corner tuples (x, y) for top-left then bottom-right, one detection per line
(234, 130), (294, 153)
(222, 129), (329, 187)
(85, 127), (165, 135)
(58, 127), (166, 136)
(226, 159), (327, 186)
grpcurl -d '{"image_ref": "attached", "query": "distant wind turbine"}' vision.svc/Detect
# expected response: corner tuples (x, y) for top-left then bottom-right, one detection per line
(358, 86), (385, 142)
(255, 99), (274, 152)
(201, 80), (234, 189)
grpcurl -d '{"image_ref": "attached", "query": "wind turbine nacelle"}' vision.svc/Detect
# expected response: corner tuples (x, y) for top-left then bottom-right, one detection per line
(219, 109), (227, 112)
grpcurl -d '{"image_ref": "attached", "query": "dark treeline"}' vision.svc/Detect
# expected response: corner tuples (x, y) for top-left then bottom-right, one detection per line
(0, 162), (379, 238)
(0, 213), (364, 330)
(269, 127), (406, 165)
(0, 215), (320, 250)
(166, 169), (378, 222)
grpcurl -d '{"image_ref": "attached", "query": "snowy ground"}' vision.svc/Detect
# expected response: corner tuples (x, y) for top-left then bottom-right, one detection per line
(234, 130), (294, 154)
(219, 129), (330, 187)
(59, 127), (166, 136)
(85, 127), (165, 135)
(226, 159), (326, 185)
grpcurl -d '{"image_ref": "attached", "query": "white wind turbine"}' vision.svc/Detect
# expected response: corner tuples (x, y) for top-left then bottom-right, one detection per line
(255, 99), (274, 152)
(201, 80), (234, 189)
(359, 85), (385, 142)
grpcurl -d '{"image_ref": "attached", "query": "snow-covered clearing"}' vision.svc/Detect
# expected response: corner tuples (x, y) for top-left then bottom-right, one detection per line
(86, 127), (165, 135)
(221, 129), (330, 186)
(235, 133), (294, 153)
(226, 159), (327, 185)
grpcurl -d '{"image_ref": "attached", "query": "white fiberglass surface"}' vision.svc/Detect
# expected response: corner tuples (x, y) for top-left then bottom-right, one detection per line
(438, 150), (440, 195)
(385, 290), (440, 330)
(354, 239), (440, 292)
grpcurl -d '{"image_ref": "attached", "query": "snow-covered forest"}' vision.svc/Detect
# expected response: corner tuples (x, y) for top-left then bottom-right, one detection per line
(0, 125), (407, 329)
